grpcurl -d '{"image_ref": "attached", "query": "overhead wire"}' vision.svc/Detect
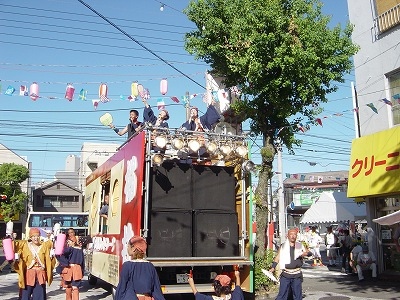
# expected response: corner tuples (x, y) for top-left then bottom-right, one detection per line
(0, 23), (185, 49)
(0, 40), (199, 64)
(1, 3), (195, 30)
(0, 32), (194, 58)
(0, 1), (362, 180)
(76, 0), (205, 90)
(0, 10), (193, 35)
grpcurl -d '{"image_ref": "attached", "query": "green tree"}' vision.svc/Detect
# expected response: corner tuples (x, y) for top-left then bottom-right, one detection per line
(184, 0), (358, 253)
(0, 163), (30, 221)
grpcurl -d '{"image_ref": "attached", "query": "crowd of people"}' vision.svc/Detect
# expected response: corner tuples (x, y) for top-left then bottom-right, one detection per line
(0, 226), (86, 300)
(109, 98), (222, 138)
(2, 227), (244, 300)
(267, 225), (379, 299)
(295, 224), (378, 282)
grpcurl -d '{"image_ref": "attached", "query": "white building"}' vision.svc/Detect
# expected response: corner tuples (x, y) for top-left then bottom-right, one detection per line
(78, 142), (120, 194)
(347, 0), (400, 277)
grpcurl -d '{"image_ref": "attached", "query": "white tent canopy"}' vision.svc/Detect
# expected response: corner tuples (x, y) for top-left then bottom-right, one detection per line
(300, 191), (366, 224)
(373, 210), (400, 226)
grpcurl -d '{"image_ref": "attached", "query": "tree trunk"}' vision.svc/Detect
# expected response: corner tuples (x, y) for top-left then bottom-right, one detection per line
(255, 135), (276, 256)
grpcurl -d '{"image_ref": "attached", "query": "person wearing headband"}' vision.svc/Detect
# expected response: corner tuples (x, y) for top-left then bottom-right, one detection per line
(56, 235), (85, 300)
(180, 101), (220, 132)
(110, 109), (143, 139)
(115, 236), (165, 300)
(12, 227), (56, 300)
(269, 228), (311, 300)
(142, 99), (169, 128)
(188, 270), (244, 299)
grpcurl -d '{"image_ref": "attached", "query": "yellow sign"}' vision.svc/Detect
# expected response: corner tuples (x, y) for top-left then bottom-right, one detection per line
(347, 126), (400, 198)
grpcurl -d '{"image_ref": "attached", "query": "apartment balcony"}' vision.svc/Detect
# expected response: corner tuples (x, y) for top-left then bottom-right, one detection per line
(377, 3), (400, 33)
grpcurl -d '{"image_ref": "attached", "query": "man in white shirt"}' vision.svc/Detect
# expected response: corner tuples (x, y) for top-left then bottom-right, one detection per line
(325, 226), (338, 267)
(308, 226), (324, 266)
(349, 239), (363, 273)
(356, 245), (377, 282)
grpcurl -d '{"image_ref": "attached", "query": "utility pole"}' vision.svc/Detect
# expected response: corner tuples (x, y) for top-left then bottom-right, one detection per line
(351, 82), (361, 138)
(276, 138), (286, 242)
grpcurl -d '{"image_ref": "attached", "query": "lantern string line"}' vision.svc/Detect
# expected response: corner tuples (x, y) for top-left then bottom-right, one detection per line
(0, 62), (205, 68)
(152, 0), (185, 14)
(77, 0), (206, 90)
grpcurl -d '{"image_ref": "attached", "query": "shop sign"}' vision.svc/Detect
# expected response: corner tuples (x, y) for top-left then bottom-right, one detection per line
(348, 126), (400, 198)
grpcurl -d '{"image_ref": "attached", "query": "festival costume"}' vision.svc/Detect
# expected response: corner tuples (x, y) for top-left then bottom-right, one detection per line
(193, 285), (244, 300)
(276, 240), (306, 300)
(13, 239), (55, 300)
(143, 106), (168, 128)
(57, 245), (85, 300)
(115, 259), (165, 300)
(181, 105), (220, 131)
(127, 121), (143, 139)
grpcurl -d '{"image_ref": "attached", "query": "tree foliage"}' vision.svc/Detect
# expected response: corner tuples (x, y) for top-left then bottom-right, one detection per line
(0, 163), (29, 221)
(184, 0), (358, 254)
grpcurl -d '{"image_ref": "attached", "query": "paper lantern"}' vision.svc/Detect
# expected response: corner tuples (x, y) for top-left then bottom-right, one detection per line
(99, 83), (109, 102)
(137, 84), (144, 99)
(54, 233), (66, 255)
(131, 82), (139, 98)
(30, 82), (39, 101)
(65, 83), (75, 101)
(160, 78), (168, 95)
(3, 238), (14, 261)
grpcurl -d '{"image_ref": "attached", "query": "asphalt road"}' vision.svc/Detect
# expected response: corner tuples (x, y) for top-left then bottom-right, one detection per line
(0, 268), (194, 300)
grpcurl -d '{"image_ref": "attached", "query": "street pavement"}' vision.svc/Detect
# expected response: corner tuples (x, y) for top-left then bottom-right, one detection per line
(0, 270), (113, 300)
(301, 261), (400, 300)
(1, 252), (400, 299)
(260, 254), (400, 300)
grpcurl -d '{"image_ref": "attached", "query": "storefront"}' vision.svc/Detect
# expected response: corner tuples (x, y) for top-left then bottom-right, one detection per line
(348, 126), (400, 276)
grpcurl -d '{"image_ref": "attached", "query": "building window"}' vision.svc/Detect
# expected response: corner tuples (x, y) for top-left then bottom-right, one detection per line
(41, 195), (78, 208)
(389, 71), (400, 125)
(61, 196), (79, 208)
(43, 196), (58, 208)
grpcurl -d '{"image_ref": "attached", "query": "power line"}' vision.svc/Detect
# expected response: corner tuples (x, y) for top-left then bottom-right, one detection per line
(0, 23), (185, 49)
(0, 40), (195, 64)
(77, 0), (206, 90)
(0, 32), (193, 58)
(1, 3), (195, 30)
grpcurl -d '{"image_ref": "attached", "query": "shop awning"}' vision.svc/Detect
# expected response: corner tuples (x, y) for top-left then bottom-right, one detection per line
(373, 210), (400, 226)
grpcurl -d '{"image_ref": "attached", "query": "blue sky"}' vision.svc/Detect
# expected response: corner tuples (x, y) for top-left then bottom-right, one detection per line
(0, 0), (355, 184)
